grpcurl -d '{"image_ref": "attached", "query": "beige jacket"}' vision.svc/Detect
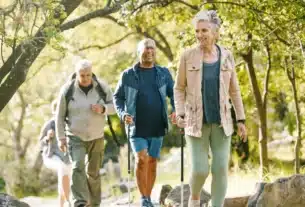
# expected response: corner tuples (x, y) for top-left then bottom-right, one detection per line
(174, 45), (245, 137)
(56, 79), (116, 141)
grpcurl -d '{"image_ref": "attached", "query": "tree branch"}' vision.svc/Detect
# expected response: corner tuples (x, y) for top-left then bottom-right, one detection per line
(78, 32), (135, 51)
(24, 54), (66, 83)
(14, 90), (27, 144)
(104, 15), (174, 61)
(259, 18), (291, 46)
(285, 56), (293, 81)
(299, 39), (305, 70)
(175, 0), (199, 10)
(262, 43), (272, 109)
(0, 0), (83, 85)
(11, 17), (22, 72)
(106, 0), (112, 7)
(154, 28), (174, 61)
(59, 1), (127, 31)
(131, 1), (158, 14)
(0, 142), (14, 149)
(20, 138), (31, 158)
(200, 1), (278, 15)
(103, 15), (125, 27)
(30, 5), (39, 36)
(0, 0), (83, 112)
(60, 0), (199, 32)
(1, 33), (5, 64)
(0, 0), (18, 16)
(130, 0), (176, 15)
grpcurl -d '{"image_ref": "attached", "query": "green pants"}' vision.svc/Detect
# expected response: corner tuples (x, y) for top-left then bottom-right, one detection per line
(186, 124), (231, 207)
(68, 136), (104, 207)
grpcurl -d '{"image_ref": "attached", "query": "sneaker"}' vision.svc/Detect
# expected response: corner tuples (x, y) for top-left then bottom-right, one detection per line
(63, 201), (72, 207)
(146, 197), (154, 207)
(188, 198), (201, 207)
(141, 197), (150, 207)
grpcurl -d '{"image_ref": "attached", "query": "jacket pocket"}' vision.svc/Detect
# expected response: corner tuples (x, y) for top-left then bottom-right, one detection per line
(185, 102), (197, 128)
(221, 59), (233, 84)
(186, 63), (201, 93)
(224, 101), (233, 126)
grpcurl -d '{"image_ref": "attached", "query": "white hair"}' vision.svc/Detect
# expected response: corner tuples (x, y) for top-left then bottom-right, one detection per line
(137, 38), (156, 57)
(75, 59), (92, 73)
(192, 10), (221, 30)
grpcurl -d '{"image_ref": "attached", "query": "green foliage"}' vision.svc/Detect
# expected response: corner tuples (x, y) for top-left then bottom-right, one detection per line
(1, 0), (305, 196)
(0, 177), (5, 193)
(3, 162), (41, 198)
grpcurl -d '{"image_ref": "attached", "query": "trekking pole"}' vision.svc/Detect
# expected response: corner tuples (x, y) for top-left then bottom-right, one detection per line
(127, 124), (131, 207)
(180, 127), (185, 207)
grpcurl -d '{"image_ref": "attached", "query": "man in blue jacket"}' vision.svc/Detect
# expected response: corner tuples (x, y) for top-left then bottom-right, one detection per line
(113, 38), (175, 207)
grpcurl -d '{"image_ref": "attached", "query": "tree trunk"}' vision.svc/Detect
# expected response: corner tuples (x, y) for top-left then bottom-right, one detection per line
(242, 43), (269, 179)
(33, 151), (43, 176)
(285, 56), (302, 173)
(259, 117), (269, 177)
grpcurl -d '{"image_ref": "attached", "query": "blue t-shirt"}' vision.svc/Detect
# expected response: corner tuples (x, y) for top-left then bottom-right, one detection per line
(135, 67), (165, 137)
(202, 51), (221, 124)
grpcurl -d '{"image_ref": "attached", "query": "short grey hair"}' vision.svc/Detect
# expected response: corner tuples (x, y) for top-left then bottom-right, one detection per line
(137, 38), (156, 57)
(75, 59), (92, 73)
(192, 10), (221, 30)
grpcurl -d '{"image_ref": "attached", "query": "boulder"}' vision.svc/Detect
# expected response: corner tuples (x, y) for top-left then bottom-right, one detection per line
(256, 174), (305, 207)
(247, 182), (267, 207)
(151, 184), (173, 205)
(0, 193), (30, 207)
(224, 196), (250, 207)
(164, 184), (211, 207)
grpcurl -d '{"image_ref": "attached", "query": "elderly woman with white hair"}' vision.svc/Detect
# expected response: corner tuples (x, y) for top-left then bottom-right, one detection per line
(56, 59), (116, 207)
(174, 10), (247, 207)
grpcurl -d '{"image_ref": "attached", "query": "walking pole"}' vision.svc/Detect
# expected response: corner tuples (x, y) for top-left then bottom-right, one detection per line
(180, 127), (184, 207)
(127, 125), (131, 207)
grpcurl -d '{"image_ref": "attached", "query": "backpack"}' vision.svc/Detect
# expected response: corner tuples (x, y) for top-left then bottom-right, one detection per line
(64, 72), (121, 147)
(65, 73), (107, 114)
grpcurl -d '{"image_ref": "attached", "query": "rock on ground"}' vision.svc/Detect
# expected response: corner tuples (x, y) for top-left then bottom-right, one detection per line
(1, 193), (30, 207)
(165, 184), (211, 207)
(256, 174), (305, 207)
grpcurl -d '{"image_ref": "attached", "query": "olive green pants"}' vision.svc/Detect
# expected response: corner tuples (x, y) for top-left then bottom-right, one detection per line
(68, 136), (104, 207)
(186, 124), (231, 207)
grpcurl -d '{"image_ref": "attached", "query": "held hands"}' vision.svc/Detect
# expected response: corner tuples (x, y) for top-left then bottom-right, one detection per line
(168, 112), (176, 124)
(176, 115), (186, 128)
(91, 104), (105, 114)
(237, 122), (247, 142)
